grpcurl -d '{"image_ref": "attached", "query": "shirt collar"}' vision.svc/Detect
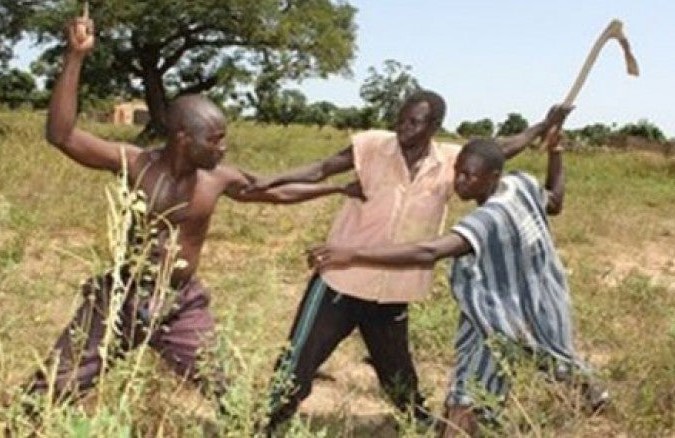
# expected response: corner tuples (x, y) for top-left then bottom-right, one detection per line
(391, 136), (443, 164)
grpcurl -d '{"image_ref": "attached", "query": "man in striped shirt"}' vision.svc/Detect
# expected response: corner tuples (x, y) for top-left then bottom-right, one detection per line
(310, 127), (608, 436)
(251, 91), (571, 432)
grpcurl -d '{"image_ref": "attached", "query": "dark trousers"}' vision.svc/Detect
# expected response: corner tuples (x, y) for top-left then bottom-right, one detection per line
(268, 275), (428, 429)
(24, 273), (226, 404)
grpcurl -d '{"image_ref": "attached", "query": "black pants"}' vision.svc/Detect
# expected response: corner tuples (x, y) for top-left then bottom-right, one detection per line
(268, 275), (429, 429)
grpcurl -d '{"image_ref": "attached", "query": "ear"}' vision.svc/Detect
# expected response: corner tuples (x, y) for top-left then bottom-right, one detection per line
(487, 169), (502, 186)
(175, 129), (190, 146)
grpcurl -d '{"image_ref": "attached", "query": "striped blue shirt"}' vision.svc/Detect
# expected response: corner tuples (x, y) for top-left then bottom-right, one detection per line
(449, 171), (578, 365)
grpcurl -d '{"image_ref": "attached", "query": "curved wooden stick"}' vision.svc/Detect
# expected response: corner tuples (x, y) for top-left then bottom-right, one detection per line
(563, 19), (639, 107)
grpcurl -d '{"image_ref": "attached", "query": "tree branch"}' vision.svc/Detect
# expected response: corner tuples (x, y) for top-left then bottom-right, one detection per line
(158, 36), (251, 74)
(179, 74), (219, 95)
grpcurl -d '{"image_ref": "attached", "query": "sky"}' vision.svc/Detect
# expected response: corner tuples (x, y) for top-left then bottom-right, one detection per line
(11, 1), (675, 137)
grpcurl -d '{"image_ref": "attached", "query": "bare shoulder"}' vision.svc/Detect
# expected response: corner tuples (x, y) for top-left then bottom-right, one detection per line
(210, 163), (249, 193)
(120, 142), (144, 164)
(125, 145), (156, 178)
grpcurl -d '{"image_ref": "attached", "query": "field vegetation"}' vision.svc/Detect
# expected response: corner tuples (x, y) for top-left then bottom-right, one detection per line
(0, 110), (674, 436)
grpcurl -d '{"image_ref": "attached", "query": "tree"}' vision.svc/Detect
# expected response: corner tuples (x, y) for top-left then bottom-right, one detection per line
(456, 118), (494, 138)
(497, 112), (528, 136)
(568, 123), (613, 146)
(0, 1), (30, 69)
(297, 100), (337, 128)
(0, 68), (36, 108)
(618, 120), (666, 143)
(5, 0), (357, 136)
(333, 106), (378, 130)
(275, 88), (307, 126)
(359, 59), (421, 129)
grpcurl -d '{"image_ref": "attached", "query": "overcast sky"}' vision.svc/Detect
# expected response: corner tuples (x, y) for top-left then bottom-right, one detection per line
(11, 1), (675, 137)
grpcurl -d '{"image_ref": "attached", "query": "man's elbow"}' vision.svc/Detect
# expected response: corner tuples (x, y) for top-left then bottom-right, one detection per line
(45, 125), (68, 148)
(547, 200), (564, 215)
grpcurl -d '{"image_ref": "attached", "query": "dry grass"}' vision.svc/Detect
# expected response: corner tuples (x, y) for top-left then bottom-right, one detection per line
(0, 110), (674, 436)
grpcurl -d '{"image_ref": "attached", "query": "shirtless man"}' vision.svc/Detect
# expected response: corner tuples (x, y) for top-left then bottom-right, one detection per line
(23, 16), (355, 409)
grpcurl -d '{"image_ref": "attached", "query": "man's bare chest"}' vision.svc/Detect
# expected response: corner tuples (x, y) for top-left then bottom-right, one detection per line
(132, 172), (216, 228)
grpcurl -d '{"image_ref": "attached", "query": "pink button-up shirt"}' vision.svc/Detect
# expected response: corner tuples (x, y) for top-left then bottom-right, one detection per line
(321, 130), (462, 303)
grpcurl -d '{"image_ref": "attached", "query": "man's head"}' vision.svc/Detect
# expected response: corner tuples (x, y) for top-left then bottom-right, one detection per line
(166, 94), (227, 170)
(453, 139), (505, 203)
(395, 90), (446, 149)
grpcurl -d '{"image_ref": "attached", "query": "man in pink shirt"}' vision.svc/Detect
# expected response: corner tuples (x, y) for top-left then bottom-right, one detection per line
(255, 90), (570, 431)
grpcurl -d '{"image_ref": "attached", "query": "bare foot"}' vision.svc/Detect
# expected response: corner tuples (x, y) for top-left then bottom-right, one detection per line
(438, 405), (478, 437)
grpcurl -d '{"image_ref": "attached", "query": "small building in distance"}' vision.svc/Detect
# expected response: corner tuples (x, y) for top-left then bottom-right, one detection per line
(112, 100), (149, 126)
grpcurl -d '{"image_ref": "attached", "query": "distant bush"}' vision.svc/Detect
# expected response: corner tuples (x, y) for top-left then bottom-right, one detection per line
(456, 118), (494, 138)
(567, 119), (666, 148)
(618, 119), (666, 143)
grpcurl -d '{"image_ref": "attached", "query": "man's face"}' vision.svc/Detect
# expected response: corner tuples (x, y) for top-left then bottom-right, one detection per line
(396, 101), (435, 149)
(185, 113), (228, 170)
(453, 152), (497, 201)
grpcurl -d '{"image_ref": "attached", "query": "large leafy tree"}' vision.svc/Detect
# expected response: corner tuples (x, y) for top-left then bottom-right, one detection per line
(359, 59), (421, 129)
(4, 0), (356, 135)
(0, 1), (32, 69)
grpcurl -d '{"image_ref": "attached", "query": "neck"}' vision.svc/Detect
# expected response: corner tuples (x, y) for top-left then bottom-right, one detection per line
(163, 143), (197, 180)
(402, 139), (432, 164)
(476, 180), (500, 206)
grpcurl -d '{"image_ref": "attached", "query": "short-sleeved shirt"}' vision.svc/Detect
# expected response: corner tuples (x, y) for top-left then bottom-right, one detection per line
(321, 130), (462, 303)
(450, 171), (577, 363)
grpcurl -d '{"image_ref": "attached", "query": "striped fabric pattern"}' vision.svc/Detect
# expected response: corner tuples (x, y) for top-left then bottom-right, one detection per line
(447, 171), (585, 406)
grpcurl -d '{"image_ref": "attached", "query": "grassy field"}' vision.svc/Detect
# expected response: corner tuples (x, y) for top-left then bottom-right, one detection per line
(0, 110), (674, 437)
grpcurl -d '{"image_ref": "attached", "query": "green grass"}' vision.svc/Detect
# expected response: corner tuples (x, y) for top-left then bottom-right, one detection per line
(0, 110), (674, 436)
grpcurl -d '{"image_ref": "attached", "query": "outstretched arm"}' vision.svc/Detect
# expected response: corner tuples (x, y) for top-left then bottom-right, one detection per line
(46, 16), (139, 172)
(543, 128), (565, 215)
(499, 104), (573, 159)
(308, 233), (472, 270)
(219, 165), (364, 204)
(246, 146), (355, 191)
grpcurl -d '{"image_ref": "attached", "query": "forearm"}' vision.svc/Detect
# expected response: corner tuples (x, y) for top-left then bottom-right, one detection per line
(311, 234), (471, 270)
(499, 122), (546, 159)
(46, 51), (84, 146)
(352, 243), (439, 267)
(353, 234), (474, 267)
(254, 183), (345, 204)
(262, 163), (327, 187)
(545, 150), (565, 214)
(257, 147), (353, 188)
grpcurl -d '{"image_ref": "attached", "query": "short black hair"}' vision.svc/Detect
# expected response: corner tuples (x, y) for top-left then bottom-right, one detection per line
(400, 90), (446, 129)
(461, 138), (505, 173)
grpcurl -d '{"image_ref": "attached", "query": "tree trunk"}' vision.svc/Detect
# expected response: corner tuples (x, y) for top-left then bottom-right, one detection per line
(139, 50), (168, 139)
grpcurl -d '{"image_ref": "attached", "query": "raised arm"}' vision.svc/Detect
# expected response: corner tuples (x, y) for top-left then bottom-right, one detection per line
(308, 233), (472, 270)
(543, 127), (565, 215)
(499, 104), (573, 159)
(247, 146), (355, 191)
(46, 17), (139, 172)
